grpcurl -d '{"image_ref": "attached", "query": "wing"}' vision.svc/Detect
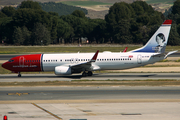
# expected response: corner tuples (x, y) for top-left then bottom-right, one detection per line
(70, 50), (99, 71)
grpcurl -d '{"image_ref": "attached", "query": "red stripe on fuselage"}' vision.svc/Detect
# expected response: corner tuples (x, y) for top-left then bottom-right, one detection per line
(3, 54), (42, 73)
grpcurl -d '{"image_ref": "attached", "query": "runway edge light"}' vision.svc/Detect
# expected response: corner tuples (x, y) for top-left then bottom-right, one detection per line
(3, 115), (7, 120)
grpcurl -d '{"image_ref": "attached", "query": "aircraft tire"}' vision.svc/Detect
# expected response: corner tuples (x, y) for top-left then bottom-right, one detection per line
(82, 71), (87, 77)
(88, 71), (93, 76)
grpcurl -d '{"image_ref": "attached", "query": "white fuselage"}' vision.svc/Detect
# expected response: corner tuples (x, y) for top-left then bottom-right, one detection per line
(42, 52), (163, 72)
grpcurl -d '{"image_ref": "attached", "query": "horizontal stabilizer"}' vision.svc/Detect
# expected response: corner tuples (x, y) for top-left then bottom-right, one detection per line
(164, 50), (178, 59)
(151, 50), (178, 58)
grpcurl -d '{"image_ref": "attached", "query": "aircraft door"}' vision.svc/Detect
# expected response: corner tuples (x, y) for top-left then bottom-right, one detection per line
(70, 58), (74, 64)
(137, 54), (142, 64)
(19, 57), (25, 67)
(75, 58), (79, 63)
(71, 58), (79, 64)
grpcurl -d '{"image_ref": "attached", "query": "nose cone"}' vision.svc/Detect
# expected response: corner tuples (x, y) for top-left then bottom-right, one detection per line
(2, 62), (8, 70)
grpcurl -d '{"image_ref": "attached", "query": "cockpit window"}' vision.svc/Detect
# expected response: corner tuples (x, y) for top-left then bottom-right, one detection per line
(8, 59), (14, 62)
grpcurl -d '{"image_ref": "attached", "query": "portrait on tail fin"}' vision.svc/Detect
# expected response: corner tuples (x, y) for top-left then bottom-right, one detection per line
(155, 33), (166, 53)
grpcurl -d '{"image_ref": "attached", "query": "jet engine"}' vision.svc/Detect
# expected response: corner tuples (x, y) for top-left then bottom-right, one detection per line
(55, 66), (71, 75)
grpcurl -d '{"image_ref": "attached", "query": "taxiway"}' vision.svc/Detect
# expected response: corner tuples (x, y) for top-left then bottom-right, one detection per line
(0, 86), (180, 101)
(0, 73), (180, 82)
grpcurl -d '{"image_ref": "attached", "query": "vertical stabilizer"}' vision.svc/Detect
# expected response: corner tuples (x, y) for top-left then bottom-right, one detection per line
(130, 20), (172, 53)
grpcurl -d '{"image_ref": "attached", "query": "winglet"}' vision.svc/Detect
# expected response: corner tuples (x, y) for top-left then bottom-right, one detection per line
(123, 47), (128, 52)
(91, 50), (99, 62)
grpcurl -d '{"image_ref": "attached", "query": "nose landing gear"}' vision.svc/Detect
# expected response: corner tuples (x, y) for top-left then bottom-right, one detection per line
(18, 72), (21, 77)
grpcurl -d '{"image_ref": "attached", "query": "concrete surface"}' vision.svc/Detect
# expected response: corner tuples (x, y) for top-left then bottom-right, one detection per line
(0, 86), (180, 120)
(1, 102), (180, 120)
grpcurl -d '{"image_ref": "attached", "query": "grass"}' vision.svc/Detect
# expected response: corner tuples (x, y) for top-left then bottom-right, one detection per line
(60, 1), (112, 7)
(0, 45), (141, 54)
(159, 59), (169, 62)
(0, 79), (180, 86)
(0, 45), (179, 54)
(142, 65), (180, 67)
(175, 59), (180, 62)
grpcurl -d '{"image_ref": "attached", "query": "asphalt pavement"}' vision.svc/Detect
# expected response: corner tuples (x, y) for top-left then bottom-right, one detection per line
(1, 73), (180, 82)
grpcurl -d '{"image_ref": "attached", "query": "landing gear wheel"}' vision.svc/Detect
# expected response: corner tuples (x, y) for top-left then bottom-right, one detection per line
(82, 71), (87, 77)
(18, 72), (21, 77)
(88, 71), (93, 76)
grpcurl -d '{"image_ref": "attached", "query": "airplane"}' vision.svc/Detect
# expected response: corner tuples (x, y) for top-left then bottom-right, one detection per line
(2, 20), (178, 77)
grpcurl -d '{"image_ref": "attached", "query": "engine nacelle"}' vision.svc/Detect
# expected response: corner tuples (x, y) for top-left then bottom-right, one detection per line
(55, 66), (71, 75)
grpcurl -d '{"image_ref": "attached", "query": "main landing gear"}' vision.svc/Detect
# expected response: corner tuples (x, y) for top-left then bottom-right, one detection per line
(82, 71), (93, 77)
(18, 72), (21, 77)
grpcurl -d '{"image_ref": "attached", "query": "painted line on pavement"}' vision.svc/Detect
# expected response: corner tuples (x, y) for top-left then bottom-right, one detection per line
(32, 103), (62, 120)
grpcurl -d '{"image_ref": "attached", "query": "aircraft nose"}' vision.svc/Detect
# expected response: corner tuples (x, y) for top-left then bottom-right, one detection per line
(2, 62), (8, 69)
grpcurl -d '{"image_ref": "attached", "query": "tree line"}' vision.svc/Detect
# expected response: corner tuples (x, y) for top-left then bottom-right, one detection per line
(0, 0), (180, 45)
